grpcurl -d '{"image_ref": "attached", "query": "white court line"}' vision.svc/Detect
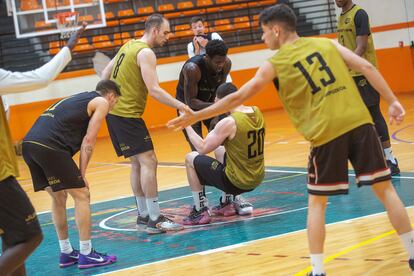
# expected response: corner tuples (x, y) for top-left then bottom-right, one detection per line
(95, 205), (414, 276)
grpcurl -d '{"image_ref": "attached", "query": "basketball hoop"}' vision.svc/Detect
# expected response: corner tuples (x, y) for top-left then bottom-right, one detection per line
(54, 12), (79, 39)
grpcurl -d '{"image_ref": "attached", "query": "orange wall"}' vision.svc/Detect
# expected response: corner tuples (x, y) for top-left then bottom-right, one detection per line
(8, 46), (414, 141)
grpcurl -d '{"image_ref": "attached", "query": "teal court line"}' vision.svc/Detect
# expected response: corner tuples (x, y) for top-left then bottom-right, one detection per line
(24, 166), (414, 275)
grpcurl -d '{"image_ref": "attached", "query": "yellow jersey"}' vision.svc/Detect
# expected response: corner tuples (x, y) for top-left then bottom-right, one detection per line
(110, 40), (150, 118)
(268, 37), (372, 146)
(337, 5), (377, 76)
(224, 107), (265, 190)
(0, 98), (19, 181)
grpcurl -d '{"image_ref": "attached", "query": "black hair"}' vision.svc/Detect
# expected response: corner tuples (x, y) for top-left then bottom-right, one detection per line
(216, 82), (237, 99)
(145, 14), (166, 32)
(259, 4), (297, 31)
(190, 16), (204, 25)
(95, 80), (121, 97)
(205, 39), (228, 58)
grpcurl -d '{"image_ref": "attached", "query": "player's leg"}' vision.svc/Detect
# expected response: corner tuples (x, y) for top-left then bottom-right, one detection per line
(350, 125), (413, 272)
(367, 104), (399, 175)
(183, 152), (212, 225)
(0, 177), (43, 275)
(128, 159), (149, 229)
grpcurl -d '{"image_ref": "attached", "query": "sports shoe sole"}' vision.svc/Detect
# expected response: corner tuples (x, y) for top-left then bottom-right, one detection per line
(78, 260), (115, 269)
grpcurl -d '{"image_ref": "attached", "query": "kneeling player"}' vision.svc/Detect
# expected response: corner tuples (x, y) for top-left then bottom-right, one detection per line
(183, 83), (265, 225)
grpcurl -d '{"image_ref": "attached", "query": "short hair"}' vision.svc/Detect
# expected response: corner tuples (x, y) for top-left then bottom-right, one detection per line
(259, 4), (297, 32)
(95, 80), (121, 97)
(206, 40), (228, 58)
(216, 82), (237, 99)
(190, 16), (204, 25)
(145, 14), (166, 32)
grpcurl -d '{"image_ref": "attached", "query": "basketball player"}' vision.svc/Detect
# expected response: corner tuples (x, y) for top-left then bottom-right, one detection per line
(0, 23), (86, 275)
(336, 0), (400, 175)
(22, 80), (119, 269)
(183, 83), (265, 225)
(101, 14), (191, 234)
(169, 4), (414, 275)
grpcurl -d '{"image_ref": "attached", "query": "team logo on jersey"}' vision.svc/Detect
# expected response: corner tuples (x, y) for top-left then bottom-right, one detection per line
(358, 78), (368, 87)
(345, 18), (351, 24)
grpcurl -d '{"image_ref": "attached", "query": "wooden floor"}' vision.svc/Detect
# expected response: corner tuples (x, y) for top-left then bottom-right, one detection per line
(18, 93), (414, 275)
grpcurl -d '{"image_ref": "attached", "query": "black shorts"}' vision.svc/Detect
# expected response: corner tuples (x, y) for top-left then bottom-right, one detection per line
(307, 124), (391, 196)
(106, 114), (154, 158)
(353, 75), (380, 107)
(0, 177), (42, 246)
(22, 142), (85, 192)
(193, 155), (252, 195)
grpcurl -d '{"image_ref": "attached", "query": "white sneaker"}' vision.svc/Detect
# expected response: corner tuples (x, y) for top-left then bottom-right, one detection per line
(234, 196), (253, 215)
(146, 215), (183, 234)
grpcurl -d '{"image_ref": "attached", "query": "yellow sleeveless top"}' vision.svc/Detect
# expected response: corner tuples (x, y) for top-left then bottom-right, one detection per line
(268, 37), (372, 146)
(224, 107), (265, 190)
(110, 40), (150, 118)
(0, 98), (19, 181)
(337, 5), (377, 76)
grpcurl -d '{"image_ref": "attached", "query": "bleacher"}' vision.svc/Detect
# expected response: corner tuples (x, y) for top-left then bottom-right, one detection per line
(0, 0), (337, 73)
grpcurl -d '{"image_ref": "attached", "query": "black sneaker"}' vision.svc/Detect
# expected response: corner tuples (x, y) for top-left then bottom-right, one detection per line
(136, 214), (149, 230)
(146, 214), (183, 234)
(409, 258), (414, 271)
(387, 159), (400, 176)
(183, 206), (212, 225)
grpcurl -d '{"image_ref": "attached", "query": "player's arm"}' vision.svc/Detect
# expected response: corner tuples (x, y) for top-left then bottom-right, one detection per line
(0, 23), (87, 95)
(101, 57), (116, 80)
(185, 117), (235, 154)
(354, 9), (370, 56)
(168, 61), (276, 130)
(332, 40), (405, 124)
(183, 63), (211, 110)
(79, 97), (109, 183)
(222, 58), (232, 84)
(138, 48), (189, 112)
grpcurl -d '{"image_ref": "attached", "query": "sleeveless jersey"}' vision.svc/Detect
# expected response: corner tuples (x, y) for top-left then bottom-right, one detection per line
(224, 107), (265, 190)
(176, 55), (225, 107)
(268, 37), (372, 146)
(110, 40), (149, 118)
(24, 92), (101, 156)
(337, 5), (377, 76)
(0, 98), (19, 181)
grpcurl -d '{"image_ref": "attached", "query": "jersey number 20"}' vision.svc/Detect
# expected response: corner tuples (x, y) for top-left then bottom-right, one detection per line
(293, 52), (336, 94)
(247, 128), (265, 159)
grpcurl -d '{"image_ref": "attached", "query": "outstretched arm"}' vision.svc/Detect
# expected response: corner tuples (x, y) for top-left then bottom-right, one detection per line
(0, 22), (87, 95)
(79, 97), (109, 184)
(331, 40), (405, 124)
(139, 48), (190, 113)
(185, 117), (235, 154)
(168, 61), (276, 130)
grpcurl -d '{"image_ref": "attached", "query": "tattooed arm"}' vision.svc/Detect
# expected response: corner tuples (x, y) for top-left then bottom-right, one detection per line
(79, 97), (110, 185)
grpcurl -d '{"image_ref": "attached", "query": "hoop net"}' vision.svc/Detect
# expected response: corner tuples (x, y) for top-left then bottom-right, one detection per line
(54, 12), (79, 39)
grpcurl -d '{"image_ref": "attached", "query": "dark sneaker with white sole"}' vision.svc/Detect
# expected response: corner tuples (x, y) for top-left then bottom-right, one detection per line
(146, 214), (183, 234)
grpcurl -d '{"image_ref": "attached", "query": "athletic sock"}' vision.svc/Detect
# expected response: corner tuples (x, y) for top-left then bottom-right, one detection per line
(192, 191), (207, 211)
(79, 240), (92, 255)
(384, 147), (396, 164)
(221, 192), (232, 203)
(135, 196), (148, 217)
(146, 197), (161, 221)
(58, 239), (73, 254)
(310, 253), (325, 275)
(400, 231), (414, 259)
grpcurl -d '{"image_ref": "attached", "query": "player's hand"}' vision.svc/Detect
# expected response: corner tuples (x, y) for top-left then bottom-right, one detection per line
(193, 36), (200, 52)
(67, 21), (87, 51)
(197, 37), (208, 47)
(388, 100), (405, 125)
(168, 105), (196, 131)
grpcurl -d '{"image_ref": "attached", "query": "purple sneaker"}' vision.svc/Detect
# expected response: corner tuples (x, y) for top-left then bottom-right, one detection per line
(211, 197), (236, 217)
(78, 249), (117, 269)
(183, 206), (211, 225)
(59, 249), (79, 268)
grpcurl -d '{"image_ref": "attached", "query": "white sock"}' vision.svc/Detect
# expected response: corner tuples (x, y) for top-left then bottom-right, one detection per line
(310, 253), (325, 275)
(58, 239), (73, 254)
(79, 240), (92, 255)
(146, 197), (161, 221)
(384, 147), (396, 164)
(192, 191), (207, 211)
(135, 196), (148, 217)
(400, 231), (414, 259)
(221, 192), (232, 203)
